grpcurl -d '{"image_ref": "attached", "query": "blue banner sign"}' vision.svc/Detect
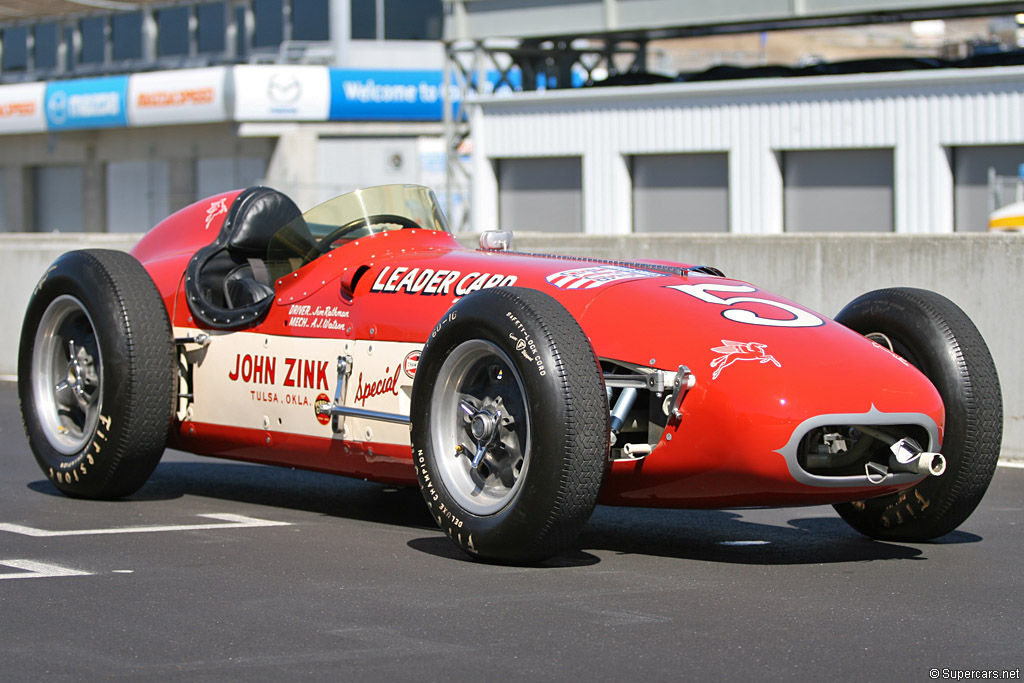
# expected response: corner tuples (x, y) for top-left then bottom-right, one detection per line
(329, 69), (447, 121)
(328, 68), (526, 121)
(45, 76), (129, 130)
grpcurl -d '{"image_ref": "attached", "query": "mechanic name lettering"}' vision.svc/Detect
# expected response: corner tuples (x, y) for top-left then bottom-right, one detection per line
(354, 366), (402, 406)
(371, 266), (517, 296)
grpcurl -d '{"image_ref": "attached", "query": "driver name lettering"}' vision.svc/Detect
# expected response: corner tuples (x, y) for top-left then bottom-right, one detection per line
(371, 266), (517, 296)
(288, 304), (351, 330)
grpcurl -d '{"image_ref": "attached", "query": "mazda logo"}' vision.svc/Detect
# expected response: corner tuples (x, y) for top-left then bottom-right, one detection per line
(267, 74), (301, 104)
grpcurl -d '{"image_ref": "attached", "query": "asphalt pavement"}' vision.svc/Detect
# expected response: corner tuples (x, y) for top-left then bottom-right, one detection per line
(0, 380), (1020, 682)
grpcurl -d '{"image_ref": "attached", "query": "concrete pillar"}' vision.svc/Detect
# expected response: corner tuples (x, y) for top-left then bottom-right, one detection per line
(82, 147), (106, 233)
(263, 127), (318, 210)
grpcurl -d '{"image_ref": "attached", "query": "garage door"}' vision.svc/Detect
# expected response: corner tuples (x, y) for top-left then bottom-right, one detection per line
(632, 153), (728, 232)
(783, 149), (893, 232)
(106, 160), (170, 233)
(952, 145), (1024, 232)
(35, 165), (83, 233)
(497, 157), (582, 233)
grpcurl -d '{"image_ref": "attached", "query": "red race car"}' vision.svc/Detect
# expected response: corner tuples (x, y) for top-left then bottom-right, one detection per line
(18, 184), (1002, 563)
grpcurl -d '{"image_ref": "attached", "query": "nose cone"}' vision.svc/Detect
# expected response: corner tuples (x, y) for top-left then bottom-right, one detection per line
(583, 277), (945, 507)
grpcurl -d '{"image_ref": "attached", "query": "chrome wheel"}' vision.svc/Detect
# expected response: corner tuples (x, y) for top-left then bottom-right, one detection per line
(31, 295), (103, 455)
(430, 339), (531, 516)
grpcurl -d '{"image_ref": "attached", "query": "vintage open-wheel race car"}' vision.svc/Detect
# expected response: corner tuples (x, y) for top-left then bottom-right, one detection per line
(18, 184), (1003, 563)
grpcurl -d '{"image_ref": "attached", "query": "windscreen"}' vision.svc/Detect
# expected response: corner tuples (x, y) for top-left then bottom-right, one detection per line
(266, 184), (450, 277)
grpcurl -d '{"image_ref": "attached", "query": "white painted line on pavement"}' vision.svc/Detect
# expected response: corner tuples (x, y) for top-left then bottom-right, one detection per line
(0, 513), (292, 538)
(0, 560), (93, 580)
(998, 460), (1024, 469)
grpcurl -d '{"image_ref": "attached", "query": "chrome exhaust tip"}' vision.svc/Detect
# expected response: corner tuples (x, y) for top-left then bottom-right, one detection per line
(889, 438), (946, 477)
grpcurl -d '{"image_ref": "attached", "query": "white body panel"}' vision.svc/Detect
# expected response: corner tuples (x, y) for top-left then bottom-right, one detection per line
(177, 327), (420, 446)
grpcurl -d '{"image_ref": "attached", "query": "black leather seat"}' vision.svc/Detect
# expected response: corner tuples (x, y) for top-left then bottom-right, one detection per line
(185, 187), (311, 330)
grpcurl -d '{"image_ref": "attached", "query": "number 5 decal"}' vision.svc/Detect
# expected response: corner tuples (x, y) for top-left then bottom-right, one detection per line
(667, 283), (824, 328)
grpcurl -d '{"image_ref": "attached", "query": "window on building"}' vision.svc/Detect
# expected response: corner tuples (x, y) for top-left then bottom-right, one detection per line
(351, 0), (376, 39)
(157, 7), (191, 57)
(112, 12), (143, 61)
(352, 0), (441, 40)
(33, 23), (59, 70)
(197, 3), (227, 54)
(253, 0), (284, 48)
(384, 0), (441, 40)
(292, 0), (329, 41)
(79, 17), (107, 64)
(64, 25), (75, 71)
(1, 27), (28, 71)
(235, 6), (248, 58)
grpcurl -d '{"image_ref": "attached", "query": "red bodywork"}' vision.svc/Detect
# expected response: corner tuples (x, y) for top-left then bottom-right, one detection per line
(132, 189), (945, 509)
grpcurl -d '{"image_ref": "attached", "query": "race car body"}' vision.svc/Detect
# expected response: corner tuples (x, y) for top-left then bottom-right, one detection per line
(19, 184), (1002, 563)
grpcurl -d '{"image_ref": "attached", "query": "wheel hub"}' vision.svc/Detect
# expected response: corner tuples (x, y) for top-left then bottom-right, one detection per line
(430, 340), (531, 516)
(59, 340), (97, 408)
(470, 410), (497, 442)
(461, 400), (509, 468)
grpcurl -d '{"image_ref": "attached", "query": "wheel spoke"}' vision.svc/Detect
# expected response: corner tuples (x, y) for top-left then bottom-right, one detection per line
(471, 442), (488, 468)
(459, 400), (476, 417)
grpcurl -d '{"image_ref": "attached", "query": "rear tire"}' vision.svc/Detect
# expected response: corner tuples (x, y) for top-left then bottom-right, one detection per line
(18, 249), (176, 499)
(411, 287), (609, 564)
(833, 288), (1002, 540)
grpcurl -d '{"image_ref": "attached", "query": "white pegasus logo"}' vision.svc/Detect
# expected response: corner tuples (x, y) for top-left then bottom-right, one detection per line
(204, 198), (228, 231)
(710, 340), (781, 380)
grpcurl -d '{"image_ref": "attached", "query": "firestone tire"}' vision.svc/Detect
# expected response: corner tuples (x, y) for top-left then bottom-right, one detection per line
(18, 249), (177, 499)
(411, 287), (609, 564)
(833, 288), (1002, 540)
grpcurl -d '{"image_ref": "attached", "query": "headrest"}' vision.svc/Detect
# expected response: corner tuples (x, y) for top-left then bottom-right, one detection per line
(228, 187), (304, 256)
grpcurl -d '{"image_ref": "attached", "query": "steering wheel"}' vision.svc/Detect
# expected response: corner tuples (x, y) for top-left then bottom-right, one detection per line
(318, 213), (422, 252)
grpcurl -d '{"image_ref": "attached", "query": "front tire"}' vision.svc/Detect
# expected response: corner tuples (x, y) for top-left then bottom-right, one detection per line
(833, 288), (1002, 540)
(411, 287), (609, 564)
(18, 249), (176, 499)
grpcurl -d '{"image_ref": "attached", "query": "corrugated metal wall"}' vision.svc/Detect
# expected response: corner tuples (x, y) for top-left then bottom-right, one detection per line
(469, 66), (1024, 234)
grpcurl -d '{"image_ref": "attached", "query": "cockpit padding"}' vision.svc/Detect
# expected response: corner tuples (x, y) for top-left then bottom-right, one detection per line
(185, 187), (313, 330)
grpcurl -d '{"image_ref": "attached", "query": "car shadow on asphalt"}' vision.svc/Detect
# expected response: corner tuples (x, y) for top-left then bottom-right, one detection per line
(26, 457), (982, 568)
(405, 507), (983, 567)
(568, 505), (981, 565)
(27, 458), (439, 530)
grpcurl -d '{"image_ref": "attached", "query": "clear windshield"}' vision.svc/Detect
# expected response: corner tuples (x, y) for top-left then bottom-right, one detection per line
(266, 184), (450, 277)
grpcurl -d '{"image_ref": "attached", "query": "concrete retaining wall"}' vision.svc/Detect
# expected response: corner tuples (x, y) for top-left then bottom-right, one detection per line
(5, 232), (1021, 456)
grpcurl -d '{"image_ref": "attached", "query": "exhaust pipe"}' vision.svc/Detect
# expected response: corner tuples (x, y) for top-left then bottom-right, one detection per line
(888, 438), (946, 477)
